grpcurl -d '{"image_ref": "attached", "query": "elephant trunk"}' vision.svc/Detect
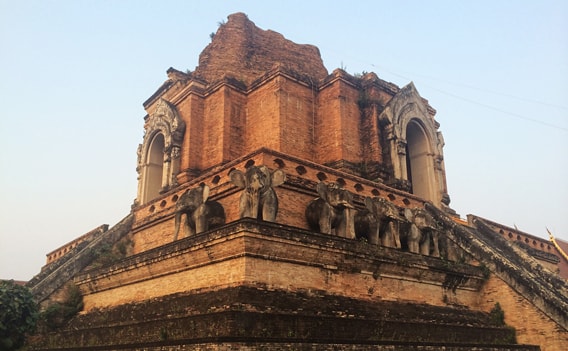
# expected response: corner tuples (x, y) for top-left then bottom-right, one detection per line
(247, 174), (265, 218)
(341, 207), (356, 239)
(250, 195), (259, 219)
(173, 212), (182, 241)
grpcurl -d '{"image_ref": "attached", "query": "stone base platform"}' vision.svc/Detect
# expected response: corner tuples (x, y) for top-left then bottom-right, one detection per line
(27, 220), (539, 350)
(28, 286), (535, 350)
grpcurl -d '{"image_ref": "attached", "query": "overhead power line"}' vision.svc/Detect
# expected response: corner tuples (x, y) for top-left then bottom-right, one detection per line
(370, 63), (568, 111)
(326, 47), (568, 132)
(366, 63), (568, 133)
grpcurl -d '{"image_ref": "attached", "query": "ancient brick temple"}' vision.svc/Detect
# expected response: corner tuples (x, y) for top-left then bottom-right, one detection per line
(27, 13), (567, 351)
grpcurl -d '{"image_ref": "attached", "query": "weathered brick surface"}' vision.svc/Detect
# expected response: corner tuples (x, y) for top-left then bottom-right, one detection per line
(427, 204), (568, 351)
(316, 76), (346, 164)
(131, 150), (427, 254)
(121, 149), (566, 350)
(28, 12), (567, 351)
(480, 273), (568, 351)
(202, 88), (226, 167)
(194, 13), (328, 85)
(148, 43), (398, 187)
(29, 286), (533, 351)
(246, 79), (281, 153)
(179, 93), (205, 172)
(277, 78), (317, 159)
(225, 91), (247, 162)
(77, 220), (485, 311)
(93, 344), (538, 351)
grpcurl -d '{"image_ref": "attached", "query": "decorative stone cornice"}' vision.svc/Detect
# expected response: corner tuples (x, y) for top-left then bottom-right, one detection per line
(379, 82), (437, 140)
(146, 98), (185, 150)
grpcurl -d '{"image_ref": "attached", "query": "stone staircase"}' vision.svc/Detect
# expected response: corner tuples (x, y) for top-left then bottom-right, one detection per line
(26, 214), (133, 304)
(426, 203), (568, 330)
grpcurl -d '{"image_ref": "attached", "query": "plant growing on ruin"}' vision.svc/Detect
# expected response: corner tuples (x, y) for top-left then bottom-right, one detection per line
(89, 237), (132, 269)
(489, 302), (505, 326)
(357, 91), (373, 109)
(159, 327), (168, 340)
(39, 283), (83, 330)
(479, 263), (491, 281)
(0, 280), (39, 350)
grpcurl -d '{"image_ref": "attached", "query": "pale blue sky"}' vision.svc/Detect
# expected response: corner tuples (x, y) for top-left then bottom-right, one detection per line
(1, 0), (567, 281)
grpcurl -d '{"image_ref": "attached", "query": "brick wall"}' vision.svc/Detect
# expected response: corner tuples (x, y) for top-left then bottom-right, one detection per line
(316, 78), (345, 164)
(246, 79), (281, 153)
(479, 275), (568, 351)
(226, 90), (246, 162)
(178, 93), (204, 172)
(78, 343), (538, 351)
(316, 74), (364, 166)
(194, 13), (328, 86)
(170, 70), (389, 183)
(278, 78), (316, 160)
(78, 220), (485, 311)
(30, 285), (531, 350)
(131, 150), (427, 254)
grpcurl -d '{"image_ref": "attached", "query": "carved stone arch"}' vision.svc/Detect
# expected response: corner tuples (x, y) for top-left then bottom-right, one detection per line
(136, 99), (186, 205)
(379, 83), (449, 207)
(152, 99), (185, 179)
(399, 107), (438, 143)
(144, 98), (185, 151)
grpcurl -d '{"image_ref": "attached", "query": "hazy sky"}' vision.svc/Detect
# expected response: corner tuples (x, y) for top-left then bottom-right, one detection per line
(1, 0), (567, 281)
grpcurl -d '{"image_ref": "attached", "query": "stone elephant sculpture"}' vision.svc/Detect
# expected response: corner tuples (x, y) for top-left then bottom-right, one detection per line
(439, 229), (459, 261)
(402, 207), (440, 256)
(305, 182), (356, 239)
(355, 196), (405, 247)
(229, 165), (286, 222)
(173, 184), (226, 240)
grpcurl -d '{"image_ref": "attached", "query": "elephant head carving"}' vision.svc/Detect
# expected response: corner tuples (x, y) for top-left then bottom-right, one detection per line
(229, 165), (286, 222)
(305, 182), (356, 239)
(355, 196), (404, 247)
(403, 207), (440, 256)
(173, 184), (226, 240)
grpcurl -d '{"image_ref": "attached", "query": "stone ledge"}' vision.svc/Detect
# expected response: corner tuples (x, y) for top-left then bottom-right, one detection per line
(76, 219), (486, 310)
(28, 286), (532, 350)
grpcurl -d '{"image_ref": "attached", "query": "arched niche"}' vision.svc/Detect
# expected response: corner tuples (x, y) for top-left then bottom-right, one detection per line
(405, 120), (435, 201)
(136, 99), (185, 205)
(142, 133), (165, 202)
(378, 83), (449, 207)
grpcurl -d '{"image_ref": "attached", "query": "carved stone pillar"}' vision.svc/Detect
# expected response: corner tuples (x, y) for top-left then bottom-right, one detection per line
(396, 139), (408, 181)
(170, 146), (182, 187)
(161, 151), (171, 192)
